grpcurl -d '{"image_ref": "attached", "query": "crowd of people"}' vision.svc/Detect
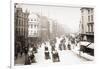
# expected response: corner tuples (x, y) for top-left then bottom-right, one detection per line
(43, 36), (74, 62)
(15, 42), (38, 65)
(15, 36), (76, 65)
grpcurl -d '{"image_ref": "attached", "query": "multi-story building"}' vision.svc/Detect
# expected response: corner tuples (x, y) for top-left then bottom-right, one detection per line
(28, 13), (40, 46)
(80, 7), (94, 42)
(14, 3), (29, 47)
(49, 19), (57, 39)
(49, 19), (66, 40)
(40, 16), (50, 42)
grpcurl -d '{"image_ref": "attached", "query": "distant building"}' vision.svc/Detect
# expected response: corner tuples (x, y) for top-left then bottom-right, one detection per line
(40, 16), (50, 41)
(14, 3), (29, 46)
(80, 7), (94, 42)
(49, 18), (67, 40)
(49, 19), (58, 39)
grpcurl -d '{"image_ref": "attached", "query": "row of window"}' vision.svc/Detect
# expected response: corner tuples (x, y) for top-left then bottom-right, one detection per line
(29, 30), (38, 34)
(88, 15), (93, 22)
(16, 19), (28, 26)
(30, 18), (37, 21)
(16, 28), (26, 33)
(81, 9), (93, 14)
(88, 9), (94, 14)
(88, 23), (94, 32)
(28, 31), (38, 36)
(81, 14), (93, 23)
(16, 30), (26, 36)
(29, 24), (38, 28)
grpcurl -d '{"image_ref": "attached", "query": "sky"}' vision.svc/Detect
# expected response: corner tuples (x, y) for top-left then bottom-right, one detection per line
(16, 3), (81, 33)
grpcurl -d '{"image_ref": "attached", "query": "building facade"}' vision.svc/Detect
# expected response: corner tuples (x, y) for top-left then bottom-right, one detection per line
(49, 19), (66, 40)
(49, 19), (58, 40)
(80, 7), (94, 42)
(14, 3), (29, 47)
(28, 13), (40, 46)
(40, 16), (50, 42)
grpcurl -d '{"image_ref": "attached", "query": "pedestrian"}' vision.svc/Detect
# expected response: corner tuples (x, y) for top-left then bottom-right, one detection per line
(33, 46), (37, 53)
(63, 43), (66, 50)
(45, 45), (48, 51)
(20, 47), (23, 57)
(15, 51), (18, 60)
(24, 55), (31, 65)
(59, 43), (62, 50)
(24, 46), (28, 56)
(30, 52), (36, 63)
(51, 42), (56, 51)
(68, 43), (71, 50)
(15, 44), (18, 59)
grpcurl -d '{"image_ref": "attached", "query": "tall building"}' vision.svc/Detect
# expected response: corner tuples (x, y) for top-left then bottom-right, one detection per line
(49, 19), (66, 39)
(28, 13), (40, 45)
(80, 7), (94, 42)
(40, 16), (50, 41)
(14, 3), (29, 47)
(49, 19), (58, 39)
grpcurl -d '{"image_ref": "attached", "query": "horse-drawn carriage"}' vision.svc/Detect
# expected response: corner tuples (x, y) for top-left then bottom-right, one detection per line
(50, 40), (60, 62)
(44, 46), (50, 59)
(59, 40), (66, 50)
(51, 50), (60, 62)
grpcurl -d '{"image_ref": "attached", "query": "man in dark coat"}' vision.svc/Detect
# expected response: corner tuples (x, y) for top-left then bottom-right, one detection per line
(68, 43), (71, 50)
